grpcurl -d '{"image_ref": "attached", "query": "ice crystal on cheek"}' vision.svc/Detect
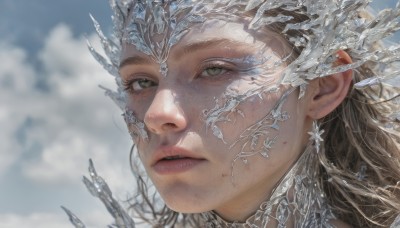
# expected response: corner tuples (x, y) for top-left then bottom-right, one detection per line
(203, 77), (294, 182)
(229, 88), (293, 167)
(123, 110), (149, 141)
(201, 52), (292, 182)
(203, 94), (244, 143)
(202, 53), (283, 143)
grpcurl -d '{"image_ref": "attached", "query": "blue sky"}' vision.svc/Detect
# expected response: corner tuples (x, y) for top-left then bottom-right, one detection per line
(0, 0), (399, 227)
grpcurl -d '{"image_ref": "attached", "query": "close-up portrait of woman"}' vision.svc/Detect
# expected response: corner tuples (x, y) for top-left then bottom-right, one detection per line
(60, 0), (400, 227)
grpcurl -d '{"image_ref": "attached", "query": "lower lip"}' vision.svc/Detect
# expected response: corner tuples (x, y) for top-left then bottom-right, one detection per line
(153, 158), (205, 175)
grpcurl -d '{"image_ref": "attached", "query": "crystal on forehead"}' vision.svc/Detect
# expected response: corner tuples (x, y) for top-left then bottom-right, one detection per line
(89, 0), (400, 110)
(123, 0), (205, 76)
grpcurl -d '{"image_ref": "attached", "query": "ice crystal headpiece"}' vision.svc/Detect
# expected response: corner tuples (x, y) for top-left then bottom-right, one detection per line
(90, 0), (400, 111)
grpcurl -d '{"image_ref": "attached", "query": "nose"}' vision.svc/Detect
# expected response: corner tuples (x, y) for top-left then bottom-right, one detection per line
(144, 89), (187, 135)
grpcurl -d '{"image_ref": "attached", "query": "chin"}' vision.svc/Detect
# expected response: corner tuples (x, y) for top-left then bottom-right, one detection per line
(164, 202), (207, 214)
(159, 186), (213, 214)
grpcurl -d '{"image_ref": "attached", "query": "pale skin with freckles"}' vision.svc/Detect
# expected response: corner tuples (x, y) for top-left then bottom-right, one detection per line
(119, 19), (352, 227)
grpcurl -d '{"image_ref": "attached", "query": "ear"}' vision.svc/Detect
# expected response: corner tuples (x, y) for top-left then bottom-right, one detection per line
(307, 50), (353, 119)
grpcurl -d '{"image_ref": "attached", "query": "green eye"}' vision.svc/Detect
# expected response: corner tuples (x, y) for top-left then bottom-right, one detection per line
(202, 67), (227, 77)
(132, 79), (157, 91)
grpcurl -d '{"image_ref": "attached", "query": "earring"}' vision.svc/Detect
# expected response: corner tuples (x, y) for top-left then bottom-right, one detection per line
(308, 120), (325, 153)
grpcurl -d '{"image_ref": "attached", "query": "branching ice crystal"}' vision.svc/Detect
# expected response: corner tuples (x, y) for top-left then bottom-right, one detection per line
(123, 1), (205, 76)
(202, 52), (283, 145)
(228, 88), (294, 182)
(308, 121), (325, 154)
(62, 160), (136, 228)
(203, 93), (247, 144)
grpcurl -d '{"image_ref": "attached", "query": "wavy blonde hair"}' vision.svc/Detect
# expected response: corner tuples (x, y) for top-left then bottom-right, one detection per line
(126, 7), (400, 228)
(319, 63), (400, 227)
(274, 8), (400, 227)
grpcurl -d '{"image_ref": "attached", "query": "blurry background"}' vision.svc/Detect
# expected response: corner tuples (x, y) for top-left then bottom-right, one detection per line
(0, 0), (398, 227)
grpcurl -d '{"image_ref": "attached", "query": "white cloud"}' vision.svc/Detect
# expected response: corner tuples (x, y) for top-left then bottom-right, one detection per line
(0, 211), (113, 228)
(0, 23), (135, 224)
(0, 41), (36, 176)
(10, 24), (133, 189)
(18, 25), (133, 191)
(0, 213), (73, 228)
(0, 23), (133, 186)
(23, 130), (109, 182)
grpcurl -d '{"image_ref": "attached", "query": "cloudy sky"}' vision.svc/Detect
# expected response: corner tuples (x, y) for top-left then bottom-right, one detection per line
(0, 0), (399, 227)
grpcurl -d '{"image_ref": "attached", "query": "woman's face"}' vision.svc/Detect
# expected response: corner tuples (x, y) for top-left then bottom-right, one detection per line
(119, 19), (311, 220)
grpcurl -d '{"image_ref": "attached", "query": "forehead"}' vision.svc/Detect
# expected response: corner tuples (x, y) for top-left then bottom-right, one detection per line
(180, 19), (271, 47)
(120, 18), (280, 62)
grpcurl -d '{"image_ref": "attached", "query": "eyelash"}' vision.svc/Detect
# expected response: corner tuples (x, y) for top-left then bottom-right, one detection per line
(122, 62), (235, 94)
(197, 62), (234, 79)
(123, 77), (157, 94)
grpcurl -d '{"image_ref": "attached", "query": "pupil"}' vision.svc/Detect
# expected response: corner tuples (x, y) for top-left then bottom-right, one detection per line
(208, 67), (222, 75)
(140, 79), (151, 87)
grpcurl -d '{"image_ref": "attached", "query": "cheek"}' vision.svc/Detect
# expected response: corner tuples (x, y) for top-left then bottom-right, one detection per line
(208, 86), (299, 166)
(208, 86), (283, 143)
(126, 94), (153, 119)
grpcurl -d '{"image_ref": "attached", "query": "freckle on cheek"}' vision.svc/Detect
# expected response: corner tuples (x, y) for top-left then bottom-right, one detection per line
(283, 141), (287, 145)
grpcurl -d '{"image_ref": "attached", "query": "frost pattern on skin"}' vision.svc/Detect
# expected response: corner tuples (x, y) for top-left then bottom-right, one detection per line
(202, 90), (256, 145)
(202, 51), (292, 181)
(230, 88), (294, 161)
(202, 52), (284, 144)
(123, 110), (149, 141)
(62, 160), (136, 228)
(203, 86), (276, 144)
(202, 143), (336, 228)
(203, 81), (294, 182)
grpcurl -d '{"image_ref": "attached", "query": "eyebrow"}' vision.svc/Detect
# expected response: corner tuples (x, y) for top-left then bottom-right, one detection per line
(173, 38), (253, 60)
(119, 55), (153, 69)
(119, 38), (254, 69)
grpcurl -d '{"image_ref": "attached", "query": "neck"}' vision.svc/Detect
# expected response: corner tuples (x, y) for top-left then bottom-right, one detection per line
(202, 144), (335, 227)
